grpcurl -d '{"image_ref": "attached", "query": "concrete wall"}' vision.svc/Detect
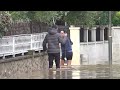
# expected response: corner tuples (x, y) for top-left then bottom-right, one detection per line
(0, 53), (48, 79)
(70, 26), (120, 65)
(69, 26), (109, 65)
(112, 27), (120, 64)
(80, 42), (108, 65)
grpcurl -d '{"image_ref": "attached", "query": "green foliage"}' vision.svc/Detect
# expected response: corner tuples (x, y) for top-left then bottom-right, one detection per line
(84, 11), (98, 26)
(10, 11), (29, 21)
(65, 11), (98, 26)
(34, 11), (61, 25)
(10, 11), (64, 25)
(9, 11), (120, 26)
(65, 11), (117, 26)
(0, 11), (11, 38)
(1, 11), (120, 38)
(112, 11), (120, 26)
(95, 11), (109, 25)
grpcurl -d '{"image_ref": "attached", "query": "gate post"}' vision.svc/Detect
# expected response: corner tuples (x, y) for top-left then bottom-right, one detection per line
(69, 26), (80, 65)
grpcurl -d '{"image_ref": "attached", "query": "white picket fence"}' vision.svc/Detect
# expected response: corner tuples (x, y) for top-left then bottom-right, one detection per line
(0, 32), (48, 59)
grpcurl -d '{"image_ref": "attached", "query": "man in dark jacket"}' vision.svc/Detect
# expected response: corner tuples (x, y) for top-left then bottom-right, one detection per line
(42, 25), (67, 70)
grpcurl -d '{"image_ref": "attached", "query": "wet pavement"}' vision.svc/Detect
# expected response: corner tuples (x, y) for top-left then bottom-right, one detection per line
(2, 64), (120, 79)
(45, 65), (120, 79)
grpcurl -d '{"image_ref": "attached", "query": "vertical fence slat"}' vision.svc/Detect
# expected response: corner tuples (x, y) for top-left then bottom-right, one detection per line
(31, 34), (33, 50)
(13, 36), (15, 57)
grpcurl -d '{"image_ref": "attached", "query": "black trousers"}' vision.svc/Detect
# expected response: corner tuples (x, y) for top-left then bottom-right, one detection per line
(48, 53), (60, 68)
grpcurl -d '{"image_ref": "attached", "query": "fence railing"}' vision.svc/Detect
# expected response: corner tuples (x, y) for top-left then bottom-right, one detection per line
(0, 32), (48, 59)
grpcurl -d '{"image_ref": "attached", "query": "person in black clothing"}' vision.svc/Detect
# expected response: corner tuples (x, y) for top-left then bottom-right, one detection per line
(42, 25), (67, 70)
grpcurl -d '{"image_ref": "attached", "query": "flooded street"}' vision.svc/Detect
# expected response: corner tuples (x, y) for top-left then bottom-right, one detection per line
(2, 64), (120, 79)
(46, 65), (120, 79)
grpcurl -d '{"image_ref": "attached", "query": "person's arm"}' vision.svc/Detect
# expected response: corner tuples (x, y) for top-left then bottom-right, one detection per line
(42, 34), (48, 51)
(69, 38), (73, 45)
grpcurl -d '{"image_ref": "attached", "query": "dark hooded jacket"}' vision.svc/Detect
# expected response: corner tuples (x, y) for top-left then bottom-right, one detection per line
(61, 37), (73, 53)
(42, 27), (67, 53)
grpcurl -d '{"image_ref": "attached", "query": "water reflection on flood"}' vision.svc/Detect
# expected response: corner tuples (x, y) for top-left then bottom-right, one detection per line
(2, 65), (120, 79)
(47, 65), (120, 79)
